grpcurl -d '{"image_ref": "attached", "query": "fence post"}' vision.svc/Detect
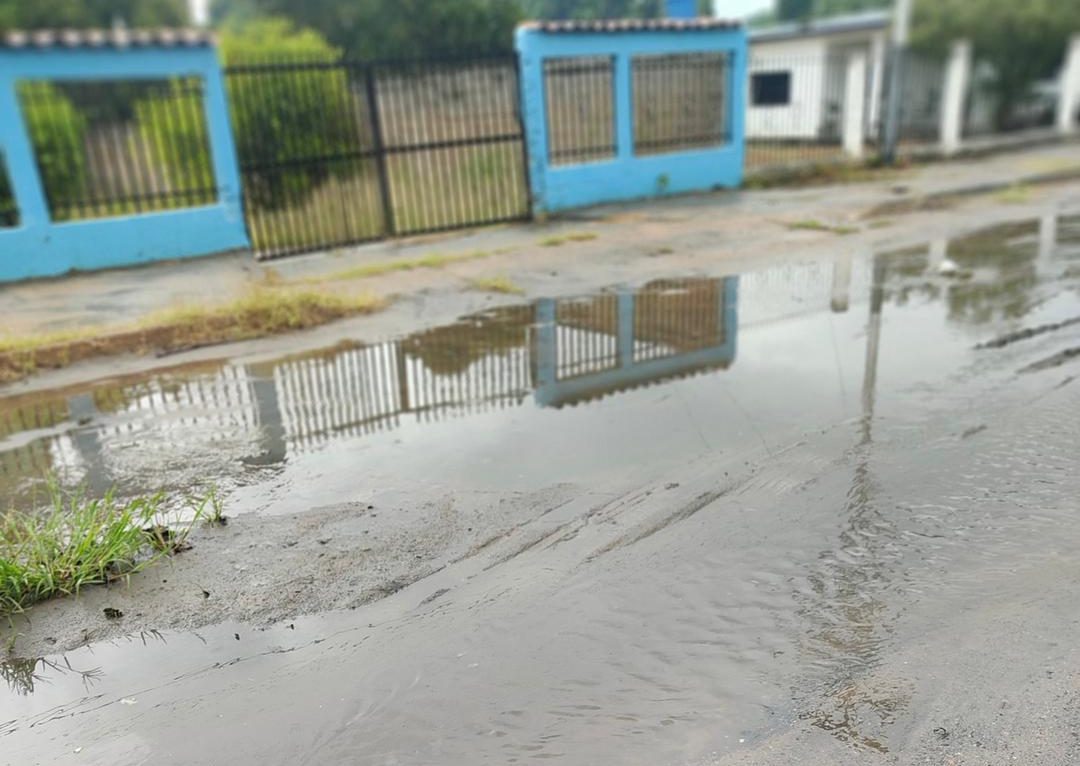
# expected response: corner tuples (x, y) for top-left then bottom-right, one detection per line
(364, 67), (395, 236)
(939, 40), (971, 156)
(514, 27), (548, 217)
(613, 53), (634, 160)
(1057, 35), (1080, 135)
(843, 52), (867, 159)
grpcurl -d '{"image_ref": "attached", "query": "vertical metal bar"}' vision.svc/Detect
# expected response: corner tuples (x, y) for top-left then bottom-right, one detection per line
(365, 66), (395, 236)
(512, 55), (531, 219)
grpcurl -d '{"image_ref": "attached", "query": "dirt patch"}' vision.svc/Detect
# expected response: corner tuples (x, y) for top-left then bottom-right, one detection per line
(3, 483), (580, 658)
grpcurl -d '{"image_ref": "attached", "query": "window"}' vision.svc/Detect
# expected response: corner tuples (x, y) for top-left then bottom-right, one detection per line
(632, 52), (731, 156)
(17, 78), (216, 222)
(543, 56), (616, 165)
(751, 72), (791, 107)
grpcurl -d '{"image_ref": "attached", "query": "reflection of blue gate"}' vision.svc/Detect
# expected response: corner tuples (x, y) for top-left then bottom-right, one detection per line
(516, 19), (747, 215)
(533, 277), (738, 407)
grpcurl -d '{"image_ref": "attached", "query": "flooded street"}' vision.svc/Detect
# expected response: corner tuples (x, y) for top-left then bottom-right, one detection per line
(3, 210), (1080, 764)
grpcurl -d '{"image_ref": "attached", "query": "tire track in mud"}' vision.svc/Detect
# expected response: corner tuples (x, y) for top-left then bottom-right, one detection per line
(974, 315), (1080, 350)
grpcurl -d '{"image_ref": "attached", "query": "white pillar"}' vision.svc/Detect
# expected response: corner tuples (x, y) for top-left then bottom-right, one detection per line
(1057, 35), (1080, 135)
(928, 238), (947, 271)
(1038, 214), (1057, 277)
(939, 40), (972, 156)
(831, 253), (854, 313)
(867, 33), (887, 139)
(843, 52), (867, 159)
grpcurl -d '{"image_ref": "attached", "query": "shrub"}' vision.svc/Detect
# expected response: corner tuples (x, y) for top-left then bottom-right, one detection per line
(222, 18), (359, 210)
(134, 79), (216, 201)
(16, 82), (87, 218)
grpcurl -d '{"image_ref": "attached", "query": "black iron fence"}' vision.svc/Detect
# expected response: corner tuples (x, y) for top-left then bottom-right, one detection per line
(881, 50), (946, 147)
(542, 55), (617, 166)
(0, 151), (16, 228)
(225, 55), (530, 259)
(631, 52), (731, 156)
(14, 77), (218, 222)
(745, 52), (851, 170)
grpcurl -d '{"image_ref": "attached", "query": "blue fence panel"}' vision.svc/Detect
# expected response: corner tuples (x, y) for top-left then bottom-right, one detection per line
(516, 20), (747, 216)
(0, 40), (248, 283)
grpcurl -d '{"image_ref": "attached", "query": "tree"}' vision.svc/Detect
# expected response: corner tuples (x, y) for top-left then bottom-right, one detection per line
(911, 0), (1080, 129)
(215, 0), (523, 60)
(775, 0), (813, 23)
(0, 0), (188, 30)
(520, 0), (665, 19)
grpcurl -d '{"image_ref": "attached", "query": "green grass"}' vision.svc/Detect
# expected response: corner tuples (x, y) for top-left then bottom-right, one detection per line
(786, 219), (859, 236)
(540, 232), (597, 247)
(0, 483), (221, 616)
(995, 184), (1032, 205)
(468, 275), (525, 295)
(305, 249), (504, 284)
(0, 287), (385, 384)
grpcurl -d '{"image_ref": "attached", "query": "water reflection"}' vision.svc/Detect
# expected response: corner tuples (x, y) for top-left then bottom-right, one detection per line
(885, 213), (1080, 324)
(0, 277), (739, 504)
(1, 211), (1078, 509)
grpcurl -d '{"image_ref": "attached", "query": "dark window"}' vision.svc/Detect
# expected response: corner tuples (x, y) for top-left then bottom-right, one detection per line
(751, 72), (791, 106)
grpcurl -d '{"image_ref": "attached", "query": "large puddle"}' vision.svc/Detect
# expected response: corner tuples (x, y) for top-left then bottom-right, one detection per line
(2, 211), (1080, 764)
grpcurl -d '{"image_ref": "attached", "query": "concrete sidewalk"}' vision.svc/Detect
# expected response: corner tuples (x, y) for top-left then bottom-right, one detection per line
(3, 140), (1079, 339)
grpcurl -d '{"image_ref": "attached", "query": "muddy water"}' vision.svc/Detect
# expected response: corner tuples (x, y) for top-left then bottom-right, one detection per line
(2, 211), (1080, 765)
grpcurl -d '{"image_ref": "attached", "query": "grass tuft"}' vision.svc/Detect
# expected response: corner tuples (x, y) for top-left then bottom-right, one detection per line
(0, 287), (385, 384)
(468, 275), (525, 296)
(307, 249), (501, 284)
(0, 482), (220, 616)
(786, 219), (859, 236)
(540, 232), (597, 247)
(995, 184), (1032, 205)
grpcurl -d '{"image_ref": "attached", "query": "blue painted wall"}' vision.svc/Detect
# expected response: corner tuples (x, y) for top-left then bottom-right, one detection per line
(0, 45), (248, 283)
(516, 24), (746, 216)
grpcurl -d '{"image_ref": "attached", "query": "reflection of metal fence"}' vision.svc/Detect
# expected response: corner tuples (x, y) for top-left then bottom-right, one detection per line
(554, 295), (619, 379)
(274, 344), (404, 452)
(225, 56), (530, 259)
(633, 279), (726, 361)
(16, 78), (217, 221)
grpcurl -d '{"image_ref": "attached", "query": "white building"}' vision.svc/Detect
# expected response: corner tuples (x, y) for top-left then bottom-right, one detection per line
(745, 11), (891, 142)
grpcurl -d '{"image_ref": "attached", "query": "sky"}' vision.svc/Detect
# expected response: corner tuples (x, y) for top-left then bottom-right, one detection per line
(711, 0), (774, 18)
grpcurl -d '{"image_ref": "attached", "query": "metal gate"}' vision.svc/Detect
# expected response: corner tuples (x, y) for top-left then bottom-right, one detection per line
(225, 56), (531, 259)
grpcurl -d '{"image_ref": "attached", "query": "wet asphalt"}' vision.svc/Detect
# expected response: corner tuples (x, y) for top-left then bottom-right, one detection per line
(2, 209), (1080, 765)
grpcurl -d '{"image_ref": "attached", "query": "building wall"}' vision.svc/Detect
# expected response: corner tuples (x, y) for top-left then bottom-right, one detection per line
(747, 29), (889, 142)
(747, 37), (829, 140)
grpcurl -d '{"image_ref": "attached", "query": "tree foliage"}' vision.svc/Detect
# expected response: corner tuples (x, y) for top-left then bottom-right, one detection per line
(520, 0), (664, 19)
(215, 0), (523, 60)
(220, 19), (354, 208)
(775, 0), (814, 23)
(911, 0), (1080, 127)
(17, 83), (87, 216)
(0, 0), (188, 31)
